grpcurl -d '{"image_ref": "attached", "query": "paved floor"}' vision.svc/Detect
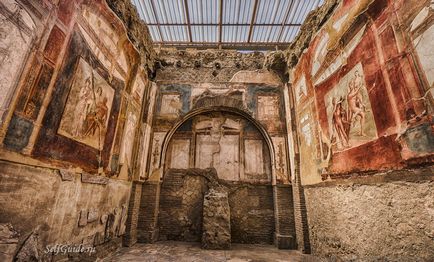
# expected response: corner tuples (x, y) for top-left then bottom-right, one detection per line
(105, 241), (321, 262)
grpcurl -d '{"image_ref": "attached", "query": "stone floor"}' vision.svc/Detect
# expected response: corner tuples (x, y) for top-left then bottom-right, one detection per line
(105, 241), (321, 262)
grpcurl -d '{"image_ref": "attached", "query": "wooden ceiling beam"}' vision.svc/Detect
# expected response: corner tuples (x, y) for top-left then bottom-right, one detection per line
(247, 0), (259, 43)
(183, 0), (193, 42)
(277, 0), (295, 42)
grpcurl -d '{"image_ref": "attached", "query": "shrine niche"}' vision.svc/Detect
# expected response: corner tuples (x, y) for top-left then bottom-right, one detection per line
(165, 111), (272, 183)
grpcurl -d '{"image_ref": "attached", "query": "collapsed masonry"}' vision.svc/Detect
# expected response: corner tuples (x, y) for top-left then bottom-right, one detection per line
(159, 168), (232, 250)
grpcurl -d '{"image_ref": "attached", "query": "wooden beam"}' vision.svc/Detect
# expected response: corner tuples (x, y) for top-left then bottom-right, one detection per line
(144, 22), (302, 26)
(277, 0), (295, 42)
(183, 0), (193, 42)
(152, 41), (290, 50)
(149, 0), (164, 41)
(218, 0), (223, 44)
(247, 0), (259, 43)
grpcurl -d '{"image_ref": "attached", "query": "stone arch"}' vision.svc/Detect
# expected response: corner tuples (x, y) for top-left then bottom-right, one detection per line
(159, 105), (277, 184)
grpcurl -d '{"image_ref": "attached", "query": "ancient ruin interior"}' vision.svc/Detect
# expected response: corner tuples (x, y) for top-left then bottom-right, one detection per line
(0, 0), (433, 261)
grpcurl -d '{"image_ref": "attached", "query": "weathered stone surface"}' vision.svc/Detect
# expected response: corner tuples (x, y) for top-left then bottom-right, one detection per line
(15, 232), (39, 262)
(81, 172), (109, 185)
(57, 169), (75, 181)
(0, 223), (19, 262)
(155, 49), (267, 82)
(87, 208), (99, 223)
(119, 205), (128, 236)
(284, 0), (339, 68)
(101, 214), (108, 225)
(158, 170), (208, 242)
(0, 223), (19, 244)
(105, 0), (156, 71)
(304, 180), (434, 261)
(78, 210), (87, 227)
(229, 185), (275, 244)
(0, 161), (131, 260)
(157, 168), (277, 245)
(202, 189), (231, 250)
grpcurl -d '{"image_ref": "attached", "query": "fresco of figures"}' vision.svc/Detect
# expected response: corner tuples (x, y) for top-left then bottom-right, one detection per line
(58, 58), (114, 150)
(325, 63), (377, 151)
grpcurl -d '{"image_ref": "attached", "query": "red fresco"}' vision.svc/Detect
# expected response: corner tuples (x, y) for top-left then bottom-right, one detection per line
(294, 0), (431, 176)
(43, 25), (66, 64)
(334, 0), (357, 21)
(57, 0), (75, 26)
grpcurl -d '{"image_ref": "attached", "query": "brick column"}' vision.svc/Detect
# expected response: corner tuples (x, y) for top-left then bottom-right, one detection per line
(274, 184), (297, 249)
(137, 181), (161, 243)
(291, 158), (311, 253)
(123, 181), (143, 246)
(286, 81), (311, 253)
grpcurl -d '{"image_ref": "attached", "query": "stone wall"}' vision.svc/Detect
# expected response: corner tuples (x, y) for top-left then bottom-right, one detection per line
(155, 49), (270, 83)
(146, 47), (295, 249)
(149, 48), (291, 185)
(202, 189), (231, 249)
(158, 170), (208, 242)
(0, 161), (131, 261)
(304, 169), (434, 261)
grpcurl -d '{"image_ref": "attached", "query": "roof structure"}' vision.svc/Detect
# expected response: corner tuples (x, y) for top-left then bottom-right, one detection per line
(131, 0), (324, 50)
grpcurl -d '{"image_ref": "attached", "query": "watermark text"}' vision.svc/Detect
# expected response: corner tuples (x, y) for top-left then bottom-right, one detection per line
(45, 244), (96, 255)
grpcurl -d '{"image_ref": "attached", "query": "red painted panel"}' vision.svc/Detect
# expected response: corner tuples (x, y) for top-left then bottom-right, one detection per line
(57, 0), (75, 26)
(328, 135), (403, 174)
(43, 25), (66, 64)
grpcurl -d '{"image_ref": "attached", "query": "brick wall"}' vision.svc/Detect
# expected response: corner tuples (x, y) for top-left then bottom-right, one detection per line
(137, 181), (161, 243)
(229, 184), (275, 244)
(274, 184), (297, 249)
(123, 181), (143, 246)
(292, 153), (311, 253)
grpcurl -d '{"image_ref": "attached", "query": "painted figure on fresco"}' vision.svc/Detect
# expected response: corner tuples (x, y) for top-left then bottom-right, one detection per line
(59, 58), (114, 150)
(325, 63), (377, 151)
(347, 70), (367, 136)
(331, 97), (350, 148)
(72, 77), (109, 139)
(83, 96), (109, 137)
(73, 78), (93, 137)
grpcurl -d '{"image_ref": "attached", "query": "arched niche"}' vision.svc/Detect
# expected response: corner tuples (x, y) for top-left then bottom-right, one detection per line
(159, 106), (277, 184)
